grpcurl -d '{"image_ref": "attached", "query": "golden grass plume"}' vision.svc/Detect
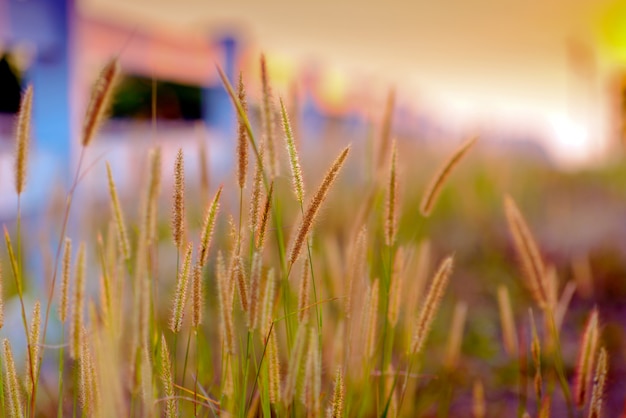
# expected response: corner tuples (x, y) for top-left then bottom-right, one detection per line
(82, 59), (120, 146)
(15, 84), (33, 195)
(288, 146), (350, 267)
(420, 136), (477, 217)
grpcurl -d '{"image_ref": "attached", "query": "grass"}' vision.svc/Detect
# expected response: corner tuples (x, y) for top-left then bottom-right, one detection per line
(0, 55), (621, 417)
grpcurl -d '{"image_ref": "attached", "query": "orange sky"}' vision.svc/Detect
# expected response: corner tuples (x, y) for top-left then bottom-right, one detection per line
(81, 0), (626, 166)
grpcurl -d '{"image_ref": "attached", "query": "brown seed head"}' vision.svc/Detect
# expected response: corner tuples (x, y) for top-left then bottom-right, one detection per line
(172, 148), (185, 248)
(411, 255), (454, 355)
(288, 146), (350, 266)
(198, 186), (222, 267)
(385, 140), (398, 246)
(256, 181), (274, 250)
(237, 72), (248, 189)
(589, 347), (608, 418)
(261, 54), (279, 178)
(503, 195), (549, 309)
(15, 85), (33, 195)
(420, 136), (477, 217)
(574, 308), (600, 408)
(3, 339), (23, 418)
(170, 243), (193, 333)
(59, 238), (72, 323)
(82, 59), (120, 146)
(280, 97), (305, 204)
(106, 162), (130, 261)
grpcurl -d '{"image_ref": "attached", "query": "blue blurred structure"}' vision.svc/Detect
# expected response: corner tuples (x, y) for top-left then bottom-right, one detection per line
(203, 35), (237, 138)
(7, 0), (73, 183)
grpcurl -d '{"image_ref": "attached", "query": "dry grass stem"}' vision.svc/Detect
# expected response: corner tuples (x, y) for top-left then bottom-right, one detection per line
(248, 251), (262, 329)
(284, 325), (307, 404)
(298, 260), (311, 324)
(420, 136), (477, 217)
(529, 309), (543, 401)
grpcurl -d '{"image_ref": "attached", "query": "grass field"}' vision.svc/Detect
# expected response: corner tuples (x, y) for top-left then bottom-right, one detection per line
(0, 56), (623, 417)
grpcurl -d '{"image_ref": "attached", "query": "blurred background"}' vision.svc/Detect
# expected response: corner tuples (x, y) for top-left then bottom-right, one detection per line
(2, 0), (626, 201)
(2, 1), (626, 415)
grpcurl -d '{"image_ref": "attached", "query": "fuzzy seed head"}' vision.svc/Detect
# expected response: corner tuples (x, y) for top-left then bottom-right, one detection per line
(25, 301), (41, 396)
(280, 97), (305, 204)
(106, 162), (130, 261)
(170, 243), (193, 333)
(237, 72), (248, 189)
(385, 140), (398, 246)
(248, 251), (262, 330)
(261, 54), (279, 178)
(411, 255), (454, 355)
(3, 339), (23, 418)
(329, 368), (345, 418)
(82, 59), (120, 146)
(15, 85), (33, 195)
(497, 285), (518, 358)
(171, 148), (185, 248)
(289, 146), (350, 266)
(199, 186), (222, 267)
(445, 301), (468, 370)
(256, 181), (274, 250)
(159, 335), (177, 418)
(503, 195), (549, 309)
(268, 330), (281, 404)
(59, 238), (71, 323)
(70, 243), (86, 359)
(191, 262), (203, 328)
(589, 347), (608, 418)
(365, 279), (380, 359)
(575, 308), (600, 408)
(420, 136), (477, 217)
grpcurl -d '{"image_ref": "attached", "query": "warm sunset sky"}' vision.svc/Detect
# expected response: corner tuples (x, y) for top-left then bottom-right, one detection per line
(82, 0), (626, 165)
